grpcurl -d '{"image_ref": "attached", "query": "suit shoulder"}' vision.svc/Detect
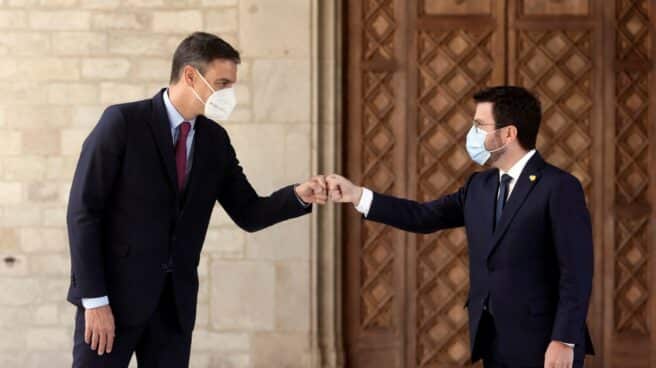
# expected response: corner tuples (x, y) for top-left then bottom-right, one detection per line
(92, 98), (150, 140)
(95, 104), (129, 132)
(541, 163), (584, 190)
(468, 168), (496, 184)
(105, 97), (152, 120)
(201, 117), (231, 142)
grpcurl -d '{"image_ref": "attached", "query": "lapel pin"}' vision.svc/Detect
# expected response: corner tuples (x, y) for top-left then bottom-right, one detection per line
(529, 175), (537, 182)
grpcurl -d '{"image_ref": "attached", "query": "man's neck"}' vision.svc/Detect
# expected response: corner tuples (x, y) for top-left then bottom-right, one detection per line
(167, 84), (197, 121)
(495, 148), (529, 173)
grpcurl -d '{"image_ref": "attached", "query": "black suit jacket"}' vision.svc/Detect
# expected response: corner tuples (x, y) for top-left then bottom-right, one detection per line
(366, 152), (594, 365)
(66, 89), (311, 332)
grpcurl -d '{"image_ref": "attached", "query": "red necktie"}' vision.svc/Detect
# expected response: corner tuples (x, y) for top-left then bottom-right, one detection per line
(175, 122), (191, 192)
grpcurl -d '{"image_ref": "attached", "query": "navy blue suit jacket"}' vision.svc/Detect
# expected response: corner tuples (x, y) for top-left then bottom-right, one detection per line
(66, 89), (311, 332)
(366, 152), (594, 364)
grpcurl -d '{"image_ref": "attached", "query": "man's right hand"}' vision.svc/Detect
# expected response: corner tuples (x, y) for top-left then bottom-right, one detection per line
(326, 174), (363, 205)
(84, 305), (115, 356)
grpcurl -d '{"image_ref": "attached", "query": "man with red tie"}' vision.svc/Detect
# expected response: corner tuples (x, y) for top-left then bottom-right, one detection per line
(66, 32), (327, 367)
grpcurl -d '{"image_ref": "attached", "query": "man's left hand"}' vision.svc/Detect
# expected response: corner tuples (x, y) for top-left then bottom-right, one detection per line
(544, 341), (574, 368)
(295, 175), (328, 205)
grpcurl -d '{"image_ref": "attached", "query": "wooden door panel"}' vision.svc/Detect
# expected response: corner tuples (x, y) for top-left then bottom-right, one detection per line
(508, 5), (595, 194)
(515, 29), (594, 190)
(414, 21), (505, 367)
(605, 0), (655, 367)
(344, 0), (656, 367)
(507, 3), (603, 365)
(345, 0), (409, 366)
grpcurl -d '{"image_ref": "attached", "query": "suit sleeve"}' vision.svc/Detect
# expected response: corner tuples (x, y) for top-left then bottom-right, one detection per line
(549, 174), (594, 345)
(66, 106), (127, 298)
(365, 174), (474, 234)
(216, 130), (312, 233)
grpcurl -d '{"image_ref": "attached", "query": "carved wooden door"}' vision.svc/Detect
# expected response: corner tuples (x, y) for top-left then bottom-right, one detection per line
(344, 0), (656, 367)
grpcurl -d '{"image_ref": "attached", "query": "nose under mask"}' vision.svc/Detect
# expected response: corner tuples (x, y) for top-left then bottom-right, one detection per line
(465, 125), (508, 165)
(190, 69), (237, 122)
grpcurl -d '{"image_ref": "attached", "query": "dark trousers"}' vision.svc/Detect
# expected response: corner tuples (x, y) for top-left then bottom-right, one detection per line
(72, 276), (192, 368)
(477, 310), (584, 368)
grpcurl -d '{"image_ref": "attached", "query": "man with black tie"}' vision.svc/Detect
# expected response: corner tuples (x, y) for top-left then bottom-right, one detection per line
(327, 86), (594, 367)
(66, 32), (327, 367)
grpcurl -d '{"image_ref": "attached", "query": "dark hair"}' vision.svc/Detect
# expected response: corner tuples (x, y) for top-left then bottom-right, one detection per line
(169, 32), (241, 84)
(473, 86), (542, 150)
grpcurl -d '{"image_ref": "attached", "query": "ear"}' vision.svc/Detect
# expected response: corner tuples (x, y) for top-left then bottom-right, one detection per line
(182, 65), (196, 87)
(505, 124), (518, 139)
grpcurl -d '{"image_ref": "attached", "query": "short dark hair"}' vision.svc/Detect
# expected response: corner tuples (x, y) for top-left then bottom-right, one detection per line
(169, 32), (241, 84)
(473, 86), (542, 150)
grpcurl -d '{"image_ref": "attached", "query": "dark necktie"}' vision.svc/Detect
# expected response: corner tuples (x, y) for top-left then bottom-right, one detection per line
(175, 122), (191, 192)
(495, 174), (512, 228)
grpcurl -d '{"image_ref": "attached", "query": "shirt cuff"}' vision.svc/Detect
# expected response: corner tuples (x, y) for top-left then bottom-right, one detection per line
(81, 296), (109, 309)
(293, 184), (311, 208)
(354, 188), (373, 217)
(557, 341), (575, 348)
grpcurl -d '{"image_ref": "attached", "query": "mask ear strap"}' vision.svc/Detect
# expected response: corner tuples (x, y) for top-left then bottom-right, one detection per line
(195, 69), (215, 93)
(488, 143), (507, 153)
(190, 86), (206, 105)
(488, 131), (510, 153)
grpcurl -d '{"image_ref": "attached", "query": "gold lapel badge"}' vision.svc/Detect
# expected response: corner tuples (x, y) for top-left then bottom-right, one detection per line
(529, 175), (537, 182)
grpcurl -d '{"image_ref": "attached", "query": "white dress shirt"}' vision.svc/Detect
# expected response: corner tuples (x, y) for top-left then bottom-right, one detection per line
(497, 149), (536, 199)
(81, 90), (196, 309)
(353, 149), (574, 348)
(355, 150), (537, 217)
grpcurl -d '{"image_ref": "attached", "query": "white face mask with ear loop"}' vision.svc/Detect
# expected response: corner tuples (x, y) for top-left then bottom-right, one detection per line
(465, 124), (510, 165)
(190, 69), (237, 122)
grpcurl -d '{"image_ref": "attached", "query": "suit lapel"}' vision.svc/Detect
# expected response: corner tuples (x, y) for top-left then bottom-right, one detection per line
(485, 152), (546, 260)
(149, 89), (179, 196)
(482, 170), (499, 237)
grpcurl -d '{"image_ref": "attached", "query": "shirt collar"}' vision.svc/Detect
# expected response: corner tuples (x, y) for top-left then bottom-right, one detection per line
(163, 89), (196, 131)
(499, 149), (536, 181)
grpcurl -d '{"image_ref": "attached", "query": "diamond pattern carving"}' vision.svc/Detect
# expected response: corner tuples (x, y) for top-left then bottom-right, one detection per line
(347, 0), (653, 364)
(616, 0), (650, 62)
(614, 217), (649, 334)
(416, 29), (493, 366)
(360, 70), (397, 330)
(613, 0), (651, 336)
(616, 71), (649, 205)
(359, 0), (398, 331)
(364, 0), (396, 62)
(516, 30), (593, 192)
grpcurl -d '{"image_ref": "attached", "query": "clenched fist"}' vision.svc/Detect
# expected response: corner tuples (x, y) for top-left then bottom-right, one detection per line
(295, 175), (329, 205)
(326, 174), (363, 205)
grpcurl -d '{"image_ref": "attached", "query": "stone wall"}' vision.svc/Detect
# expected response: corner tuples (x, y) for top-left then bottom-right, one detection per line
(0, 1), (335, 367)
